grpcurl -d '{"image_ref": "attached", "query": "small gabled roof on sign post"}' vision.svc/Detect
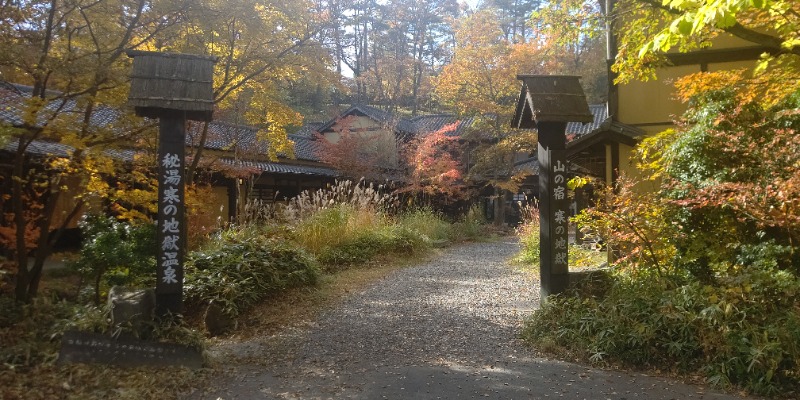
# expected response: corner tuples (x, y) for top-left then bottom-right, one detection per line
(126, 50), (217, 122)
(512, 75), (594, 129)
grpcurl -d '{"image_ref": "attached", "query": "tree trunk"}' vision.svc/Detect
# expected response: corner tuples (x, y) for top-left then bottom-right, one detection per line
(94, 272), (104, 305)
(493, 186), (506, 226)
(12, 142), (31, 302)
(23, 170), (62, 300)
(187, 121), (210, 186)
(12, 141), (85, 301)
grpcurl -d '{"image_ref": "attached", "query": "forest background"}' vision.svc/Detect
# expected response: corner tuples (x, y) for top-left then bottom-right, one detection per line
(0, 0), (607, 131)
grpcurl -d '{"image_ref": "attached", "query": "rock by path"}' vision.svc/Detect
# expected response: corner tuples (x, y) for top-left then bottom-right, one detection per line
(188, 239), (755, 400)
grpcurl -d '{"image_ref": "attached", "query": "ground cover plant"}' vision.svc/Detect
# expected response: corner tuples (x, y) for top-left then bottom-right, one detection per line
(523, 78), (800, 396)
(0, 291), (206, 399)
(184, 226), (320, 320)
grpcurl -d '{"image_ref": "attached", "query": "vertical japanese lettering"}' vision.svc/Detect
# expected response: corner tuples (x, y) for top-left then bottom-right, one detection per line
(158, 151), (183, 288)
(551, 158), (569, 269)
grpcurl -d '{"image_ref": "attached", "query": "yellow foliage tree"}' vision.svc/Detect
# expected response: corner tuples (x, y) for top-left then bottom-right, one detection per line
(0, 0), (183, 301)
(150, 0), (338, 184)
(612, 0), (800, 104)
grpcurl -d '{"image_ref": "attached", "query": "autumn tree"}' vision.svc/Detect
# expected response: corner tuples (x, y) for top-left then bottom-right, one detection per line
(150, 0), (337, 185)
(612, 0), (800, 102)
(595, 0), (800, 274)
(434, 9), (549, 223)
(480, 0), (541, 42)
(312, 0), (462, 113)
(378, 0), (458, 114)
(398, 122), (469, 204)
(0, 0), (183, 301)
(0, 0), (335, 302)
(336, 0), (383, 104)
(635, 71), (800, 276)
(529, 0), (608, 102)
(435, 9), (524, 118)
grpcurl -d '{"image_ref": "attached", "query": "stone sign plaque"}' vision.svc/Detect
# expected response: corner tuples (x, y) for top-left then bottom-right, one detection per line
(57, 330), (203, 369)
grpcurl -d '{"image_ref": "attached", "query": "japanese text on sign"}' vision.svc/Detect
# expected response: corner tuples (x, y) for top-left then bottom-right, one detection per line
(160, 153), (181, 284)
(552, 160), (568, 265)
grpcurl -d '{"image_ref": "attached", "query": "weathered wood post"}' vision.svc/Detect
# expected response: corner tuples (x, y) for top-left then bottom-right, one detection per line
(511, 75), (593, 298)
(126, 51), (216, 314)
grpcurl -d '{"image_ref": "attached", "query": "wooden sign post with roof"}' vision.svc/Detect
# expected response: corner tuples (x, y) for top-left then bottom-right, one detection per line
(127, 51), (216, 314)
(512, 75), (593, 298)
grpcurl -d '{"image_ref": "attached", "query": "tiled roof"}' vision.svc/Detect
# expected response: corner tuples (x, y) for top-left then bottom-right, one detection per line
(185, 121), (322, 162)
(2, 137), (143, 165)
(5, 83), (123, 129)
(104, 148), (137, 162)
(225, 159), (338, 177)
(512, 157), (589, 177)
(310, 104), (608, 141)
(3, 137), (74, 157)
(187, 121), (261, 151)
(293, 122), (324, 137)
(410, 114), (476, 137)
(290, 134), (320, 161)
(513, 156), (539, 175)
(1, 81), (333, 178)
(3, 136), (336, 178)
(0, 83), (25, 125)
(3, 79), (628, 182)
(566, 104), (607, 138)
(317, 104), (417, 134)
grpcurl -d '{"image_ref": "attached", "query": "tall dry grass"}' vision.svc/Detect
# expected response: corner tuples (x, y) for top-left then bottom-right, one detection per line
(282, 180), (398, 255)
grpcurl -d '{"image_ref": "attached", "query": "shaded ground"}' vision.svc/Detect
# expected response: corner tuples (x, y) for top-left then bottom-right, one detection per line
(186, 239), (755, 400)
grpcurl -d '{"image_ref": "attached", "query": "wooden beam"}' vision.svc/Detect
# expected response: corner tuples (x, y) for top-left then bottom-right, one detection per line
(665, 46), (775, 66)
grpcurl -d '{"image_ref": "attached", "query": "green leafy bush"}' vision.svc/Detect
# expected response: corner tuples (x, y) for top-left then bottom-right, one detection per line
(317, 225), (428, 268)
(67, 215), (157, 304)
(185, 228), (319, 318)
(524, 267), (800, 395)
(636, 83), (800, 277)
(398, 207), (452, 244)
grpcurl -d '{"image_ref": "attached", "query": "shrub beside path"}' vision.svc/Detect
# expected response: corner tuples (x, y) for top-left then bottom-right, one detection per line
(189, 239), (755, 400)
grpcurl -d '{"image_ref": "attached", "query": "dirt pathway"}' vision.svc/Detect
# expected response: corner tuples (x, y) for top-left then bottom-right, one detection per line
(187, 239), (754, 400)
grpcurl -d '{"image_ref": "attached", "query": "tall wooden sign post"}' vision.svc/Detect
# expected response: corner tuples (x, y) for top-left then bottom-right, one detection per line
(127, 51), (216, 314)
(511, 75), (593, 298)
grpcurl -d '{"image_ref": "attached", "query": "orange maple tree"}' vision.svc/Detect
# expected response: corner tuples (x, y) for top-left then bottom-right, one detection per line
(398, 122), (469, 204)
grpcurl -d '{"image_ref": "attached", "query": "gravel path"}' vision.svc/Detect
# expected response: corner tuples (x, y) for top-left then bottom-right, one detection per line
(189, 239), (755, 400)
